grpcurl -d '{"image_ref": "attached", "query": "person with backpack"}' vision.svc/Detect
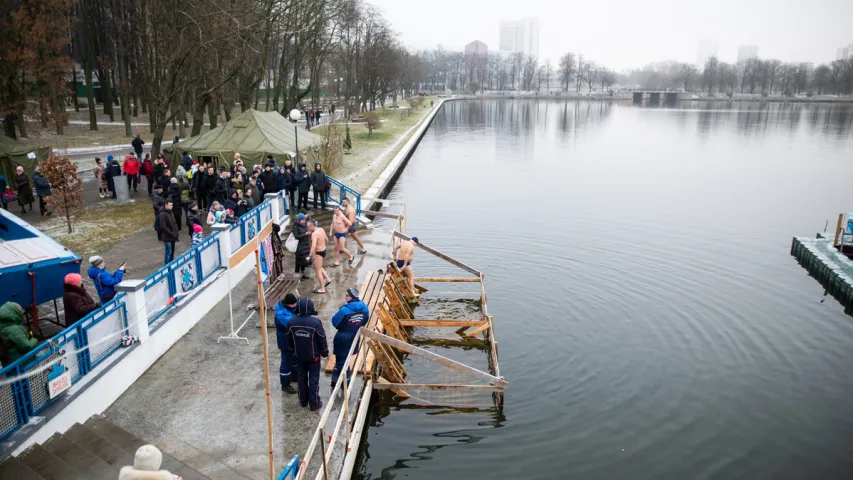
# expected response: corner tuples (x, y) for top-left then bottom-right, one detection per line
(0, 302), (38, 366)
(87, 256), (126, 304)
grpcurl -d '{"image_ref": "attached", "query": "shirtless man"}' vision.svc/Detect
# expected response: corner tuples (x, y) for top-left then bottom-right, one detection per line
(393, 236), (418, 294)
(329, 206), (354, 267)
(308, 221), (332, 293)
(342, 198), (367, 255)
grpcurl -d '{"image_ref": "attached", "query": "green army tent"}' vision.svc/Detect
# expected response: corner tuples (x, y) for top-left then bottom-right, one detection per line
(164, 109), (325, 169)
(0, 136), (52, 181)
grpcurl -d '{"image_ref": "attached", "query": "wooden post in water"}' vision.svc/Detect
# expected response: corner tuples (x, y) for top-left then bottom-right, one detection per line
(833, 213), (844, 247)
(254, 249), (275, 480)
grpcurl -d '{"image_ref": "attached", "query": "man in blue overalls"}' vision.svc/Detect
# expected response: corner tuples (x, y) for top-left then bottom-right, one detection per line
(287, 297), (328, 410)
(274, 293), (299, 394)
(330, 288), (369, 389)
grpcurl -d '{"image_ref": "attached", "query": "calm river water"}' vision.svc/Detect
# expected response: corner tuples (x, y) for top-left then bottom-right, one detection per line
(355, 100), (853, 479)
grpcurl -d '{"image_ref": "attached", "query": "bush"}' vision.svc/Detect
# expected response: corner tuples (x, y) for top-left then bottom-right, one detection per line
(363, 111), (381, 138)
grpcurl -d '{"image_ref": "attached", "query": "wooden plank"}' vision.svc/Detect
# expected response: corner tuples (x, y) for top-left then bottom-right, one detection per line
(465, 323), (491, 338)
(373, 383), (505, 392)
(399, 320), (488, 327)
(375, 377), (411, 398)
(413, 277), (481, 283)
(360, 329), (508, 388)
(393, 231), (482, 276)
(363, 210), (403, 219)
(834, 213), (844, 246)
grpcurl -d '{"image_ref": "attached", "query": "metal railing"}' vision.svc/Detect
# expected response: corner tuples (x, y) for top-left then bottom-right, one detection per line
(0, 177), (359, 442)
(325, 176), (362, 216)
(277, 456), (300, 480)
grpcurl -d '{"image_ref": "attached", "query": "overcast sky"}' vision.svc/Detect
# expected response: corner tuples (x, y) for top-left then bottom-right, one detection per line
(366, 0), (853, 70)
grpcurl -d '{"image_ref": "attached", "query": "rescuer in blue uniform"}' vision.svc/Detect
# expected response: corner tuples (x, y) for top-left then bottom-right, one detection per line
(287, 297), (328, 410)
(274, 293), (299, 394)
(330, 288), (369, 388)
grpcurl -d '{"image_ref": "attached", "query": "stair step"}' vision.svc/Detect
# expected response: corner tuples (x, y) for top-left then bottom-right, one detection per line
(0, 456), (46, 480)
(83, 416), (185, 472)
(64, 423), (134, 470)
(42, 431), (118, 480)
(17, 443), (82, 480)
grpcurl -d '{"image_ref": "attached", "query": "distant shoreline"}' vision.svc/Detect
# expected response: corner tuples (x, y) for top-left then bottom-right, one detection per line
(450, 94), (853, 104)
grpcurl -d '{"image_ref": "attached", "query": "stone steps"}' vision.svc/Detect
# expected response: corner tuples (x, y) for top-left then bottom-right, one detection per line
(0, 416), (211, 480)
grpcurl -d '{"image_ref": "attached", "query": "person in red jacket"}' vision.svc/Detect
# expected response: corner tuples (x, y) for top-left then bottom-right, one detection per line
(141, 154), (155, 196)
(123, 152), (141, 193)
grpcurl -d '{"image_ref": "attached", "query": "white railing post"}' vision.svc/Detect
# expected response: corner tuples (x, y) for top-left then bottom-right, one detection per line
(114, 279), (150, 343)
(265, 193), (279, 221)
(211, 225), (232, 268)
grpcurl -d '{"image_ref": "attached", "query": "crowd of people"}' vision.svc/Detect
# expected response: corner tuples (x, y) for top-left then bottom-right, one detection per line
(0, 165), (52, 216)
(303, 103), (336, 128)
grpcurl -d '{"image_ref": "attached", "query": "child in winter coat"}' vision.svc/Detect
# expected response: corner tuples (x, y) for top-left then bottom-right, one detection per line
(1, 186), (15, 210)
(119, 444), (181, 480)
(191, 224), (204, 246)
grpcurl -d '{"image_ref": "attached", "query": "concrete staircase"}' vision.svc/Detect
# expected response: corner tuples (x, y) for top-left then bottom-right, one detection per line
(0, 416), (209, 480)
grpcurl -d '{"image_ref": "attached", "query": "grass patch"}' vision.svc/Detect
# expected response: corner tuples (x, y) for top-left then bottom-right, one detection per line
(42, 200), (155, 259)
(353, 130), (392, 143)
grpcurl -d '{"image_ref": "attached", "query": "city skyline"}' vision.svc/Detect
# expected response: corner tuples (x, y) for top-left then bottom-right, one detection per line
(364, 0), (852, 70)
(499, 17), (540, 59)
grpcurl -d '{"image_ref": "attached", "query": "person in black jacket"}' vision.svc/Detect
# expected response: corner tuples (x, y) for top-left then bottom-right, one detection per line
(286, 297), (329, 410)
(158, 200), (179, 265)
(157, 168), (172, 191)
(309, 162), (327, 210)
(181, 153), (192, 171)
(151, 184), (166, 219)
(185, 202), (203, 236)
(105, 155), (123, 199)
(32, 167), (52, 216)
(292, 213), (311, 278)
(295, 164), (310, 210)
(168, 178), (183, 230)
(214, 167), (229, 203)
(283, 166), (297, 212)
(200, 166), (217, 210)
(260, 164), (278, 194)
(131, 134), (145, 160)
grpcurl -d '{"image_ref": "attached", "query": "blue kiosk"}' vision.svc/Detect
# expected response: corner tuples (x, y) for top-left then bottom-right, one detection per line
(0, 209), (81, 333)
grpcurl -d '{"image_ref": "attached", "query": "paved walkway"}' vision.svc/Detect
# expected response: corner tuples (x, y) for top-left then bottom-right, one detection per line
(105, 224), (395, 479)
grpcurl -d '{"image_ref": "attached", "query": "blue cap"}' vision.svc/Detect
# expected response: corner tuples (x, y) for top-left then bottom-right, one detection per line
(411, 236), (419, 243)
(107, 154), (114, 161)
(296, 213), (305, 221)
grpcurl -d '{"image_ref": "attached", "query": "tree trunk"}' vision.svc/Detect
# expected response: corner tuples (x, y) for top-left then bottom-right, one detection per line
(64, 196), (72, 234)
(207, 101), (218, 130)
(80, 0), (98, 130)
(191, 94), (206, 137)
(3, 116), (17, 139)
(72, 67), (80, 112)
(178, 91), (187, 138)
(15, 115), (27, 138)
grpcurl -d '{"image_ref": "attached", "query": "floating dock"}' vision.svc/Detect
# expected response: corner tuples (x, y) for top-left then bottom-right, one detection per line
(790, 236), (853, 314)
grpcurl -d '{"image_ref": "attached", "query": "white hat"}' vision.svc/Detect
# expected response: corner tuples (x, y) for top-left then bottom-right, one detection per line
(133, 444), (163, 471)
(89, 255), (104, 267)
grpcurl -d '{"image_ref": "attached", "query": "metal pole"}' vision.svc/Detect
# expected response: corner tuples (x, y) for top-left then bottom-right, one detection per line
(254, 249), (276, 480)
(294, 124), (299, 164)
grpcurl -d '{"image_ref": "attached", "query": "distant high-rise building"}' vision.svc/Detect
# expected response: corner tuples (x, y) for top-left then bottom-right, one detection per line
(465, 41), (489, 84)
(737, 45), (759, 64)
(696, 38), (718, 66)
(837, 44), (853, 60)
(499, 17), (539, 59)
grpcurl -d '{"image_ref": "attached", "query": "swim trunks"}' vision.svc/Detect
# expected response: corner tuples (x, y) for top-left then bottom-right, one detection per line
(396, 260), (410, 269)
(316, 250), (326, 258)
(348, 225), (357, 233)
(334, 232), (346, 239)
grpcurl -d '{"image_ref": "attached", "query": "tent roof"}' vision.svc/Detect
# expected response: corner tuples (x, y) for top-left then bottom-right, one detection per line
(166, 109), (324, 163)
(0, 135), (51, 156)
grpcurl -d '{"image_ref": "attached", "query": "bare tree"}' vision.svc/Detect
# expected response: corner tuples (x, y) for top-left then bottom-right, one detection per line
(675, 63), (698, 91)
(703, 56), (720, 94)
(558, 53), (575, 92)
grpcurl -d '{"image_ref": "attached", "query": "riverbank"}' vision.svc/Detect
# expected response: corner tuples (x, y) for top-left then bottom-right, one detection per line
(465, 92), (853, 103)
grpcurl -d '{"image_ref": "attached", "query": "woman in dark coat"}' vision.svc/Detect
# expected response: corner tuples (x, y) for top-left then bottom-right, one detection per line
(14, 166), (34, 214)
(295, 164), (310, 211)
(292, 213), (311, 278)
(62, 273), (98, 325)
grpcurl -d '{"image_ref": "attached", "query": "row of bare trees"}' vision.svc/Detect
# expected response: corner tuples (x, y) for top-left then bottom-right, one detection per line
(0, 0), (423, 156)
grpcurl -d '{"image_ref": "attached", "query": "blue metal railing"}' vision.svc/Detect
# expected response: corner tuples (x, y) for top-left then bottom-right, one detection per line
(0, 175), (360, 442)
(276, 456), (300, 480)
(326, 176), (362, 216)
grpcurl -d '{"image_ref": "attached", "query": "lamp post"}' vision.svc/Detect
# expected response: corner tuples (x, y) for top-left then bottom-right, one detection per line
(289, 108), (301, 164)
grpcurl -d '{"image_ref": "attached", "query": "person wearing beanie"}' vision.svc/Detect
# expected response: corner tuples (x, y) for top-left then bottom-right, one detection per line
(185, 201), (203, 236)
(191, 223), (204, 246)
(286, 297), (328, 410)
(105, 154), (123, 199)
(0, 302), (37, 366)
(119, 444), (180, 480)
(141, 153), (155, 196)
(62, 273), (98, 325)
(168, 176), (183, 231)
(274, 293), (299, 394)
(309, 162), (327, 210)
(86, 256), (126, 303)
(14, 165), (33, 214)
(152, 184), (166, 220)
(330, 288), (369, 388)
(295, 163), (310, 210)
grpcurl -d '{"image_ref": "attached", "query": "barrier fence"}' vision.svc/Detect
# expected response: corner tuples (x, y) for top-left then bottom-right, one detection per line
(0, 181), (352, 442)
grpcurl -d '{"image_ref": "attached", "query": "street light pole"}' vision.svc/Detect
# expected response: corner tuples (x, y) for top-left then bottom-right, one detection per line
(289, 109), (301, 164)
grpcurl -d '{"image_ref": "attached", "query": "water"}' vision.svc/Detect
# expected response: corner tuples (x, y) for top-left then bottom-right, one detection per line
(355, 100), (853, 479)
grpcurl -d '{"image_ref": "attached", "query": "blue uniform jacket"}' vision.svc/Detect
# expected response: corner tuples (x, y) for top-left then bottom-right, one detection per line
(286, 298), (329, 363)
(331, 299), (369, 356)
(274, 301), (296, 353)
(87, 266), (125, 303)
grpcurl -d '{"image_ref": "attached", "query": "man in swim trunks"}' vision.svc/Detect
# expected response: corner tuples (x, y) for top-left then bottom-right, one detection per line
(308, 220), (332, 293)
(342, 198), (366, 255)
(329, 205), (354, 267)
(393, 236), (418, 294)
